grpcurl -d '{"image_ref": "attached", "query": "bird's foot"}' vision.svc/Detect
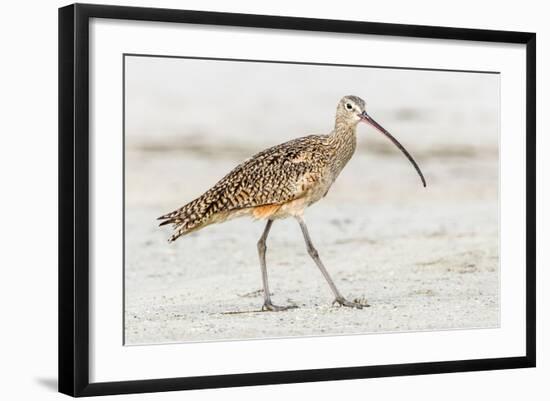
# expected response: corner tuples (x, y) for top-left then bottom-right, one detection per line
(262, 301), (298, 312)
(332, 297), (365, 309)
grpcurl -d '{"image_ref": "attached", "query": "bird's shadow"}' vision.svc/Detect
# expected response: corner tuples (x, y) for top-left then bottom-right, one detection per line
(35, 377), (57, 392)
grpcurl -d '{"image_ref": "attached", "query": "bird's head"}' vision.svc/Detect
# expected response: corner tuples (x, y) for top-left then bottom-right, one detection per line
(337, 95), (427, 188)
(336, 95), (367, 126)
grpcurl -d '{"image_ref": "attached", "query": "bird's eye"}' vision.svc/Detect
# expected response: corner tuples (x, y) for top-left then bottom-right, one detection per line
(345, 103), (352, 110)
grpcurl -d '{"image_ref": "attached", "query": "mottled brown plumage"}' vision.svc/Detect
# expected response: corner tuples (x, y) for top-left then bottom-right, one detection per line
(158, 95), (426, 311)
(158, 97), (363, 241)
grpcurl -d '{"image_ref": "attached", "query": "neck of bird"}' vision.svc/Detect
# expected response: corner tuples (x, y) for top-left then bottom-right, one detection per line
(327, 119), (358, 170)
(329, 118), (358, 147)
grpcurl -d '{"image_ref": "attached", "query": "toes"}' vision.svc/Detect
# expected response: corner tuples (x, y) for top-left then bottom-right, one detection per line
(262, 303), (298, 312)
(342, 301), (362, 309)
(333, 297), (365, 309)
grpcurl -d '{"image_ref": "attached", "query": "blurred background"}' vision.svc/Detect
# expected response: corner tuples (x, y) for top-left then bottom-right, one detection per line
(124, 55), (499, 345)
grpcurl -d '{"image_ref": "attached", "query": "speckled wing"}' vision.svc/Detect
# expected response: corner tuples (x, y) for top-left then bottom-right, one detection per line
(158, 135), (329, 241)
(214, 135), (329, 208)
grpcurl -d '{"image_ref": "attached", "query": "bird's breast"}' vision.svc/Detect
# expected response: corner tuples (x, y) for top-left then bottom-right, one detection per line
(303, 169), (337, 204)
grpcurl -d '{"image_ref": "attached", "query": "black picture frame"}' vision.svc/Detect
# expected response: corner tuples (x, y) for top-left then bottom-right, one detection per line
(58, 3), (536, 397)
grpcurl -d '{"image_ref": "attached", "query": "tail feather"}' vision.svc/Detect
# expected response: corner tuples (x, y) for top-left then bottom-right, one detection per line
(157, 210), (182, 223)
(157, 219), (174, 227)
(157, 210), (199, 242)
(157, 190), (222, 242)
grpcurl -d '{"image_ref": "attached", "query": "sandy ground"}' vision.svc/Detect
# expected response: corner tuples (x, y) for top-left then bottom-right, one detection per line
(124, 151), (499, 345)
(123, 56), (499, 345)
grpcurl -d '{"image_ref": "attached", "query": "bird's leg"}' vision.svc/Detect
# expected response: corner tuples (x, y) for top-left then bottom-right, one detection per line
(296, 216), (363, 309)
(257, 220), (297, 312)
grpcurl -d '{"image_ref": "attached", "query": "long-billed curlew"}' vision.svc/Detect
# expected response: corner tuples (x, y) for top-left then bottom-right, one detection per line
(158, 95), (426, 311)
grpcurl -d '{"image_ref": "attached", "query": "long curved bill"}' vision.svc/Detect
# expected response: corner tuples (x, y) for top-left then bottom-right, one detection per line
(360, 111), (426, 187)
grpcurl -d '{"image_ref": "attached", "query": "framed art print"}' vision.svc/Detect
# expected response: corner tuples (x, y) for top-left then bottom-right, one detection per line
(58, 3), (536, 397)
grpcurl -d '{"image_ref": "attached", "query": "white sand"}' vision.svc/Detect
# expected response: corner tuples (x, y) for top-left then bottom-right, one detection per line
(124, 152), (499, 345)
(123, 57), (499, 345)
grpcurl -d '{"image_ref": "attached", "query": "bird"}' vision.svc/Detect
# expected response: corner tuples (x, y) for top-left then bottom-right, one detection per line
(158, 95), (426, 311)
